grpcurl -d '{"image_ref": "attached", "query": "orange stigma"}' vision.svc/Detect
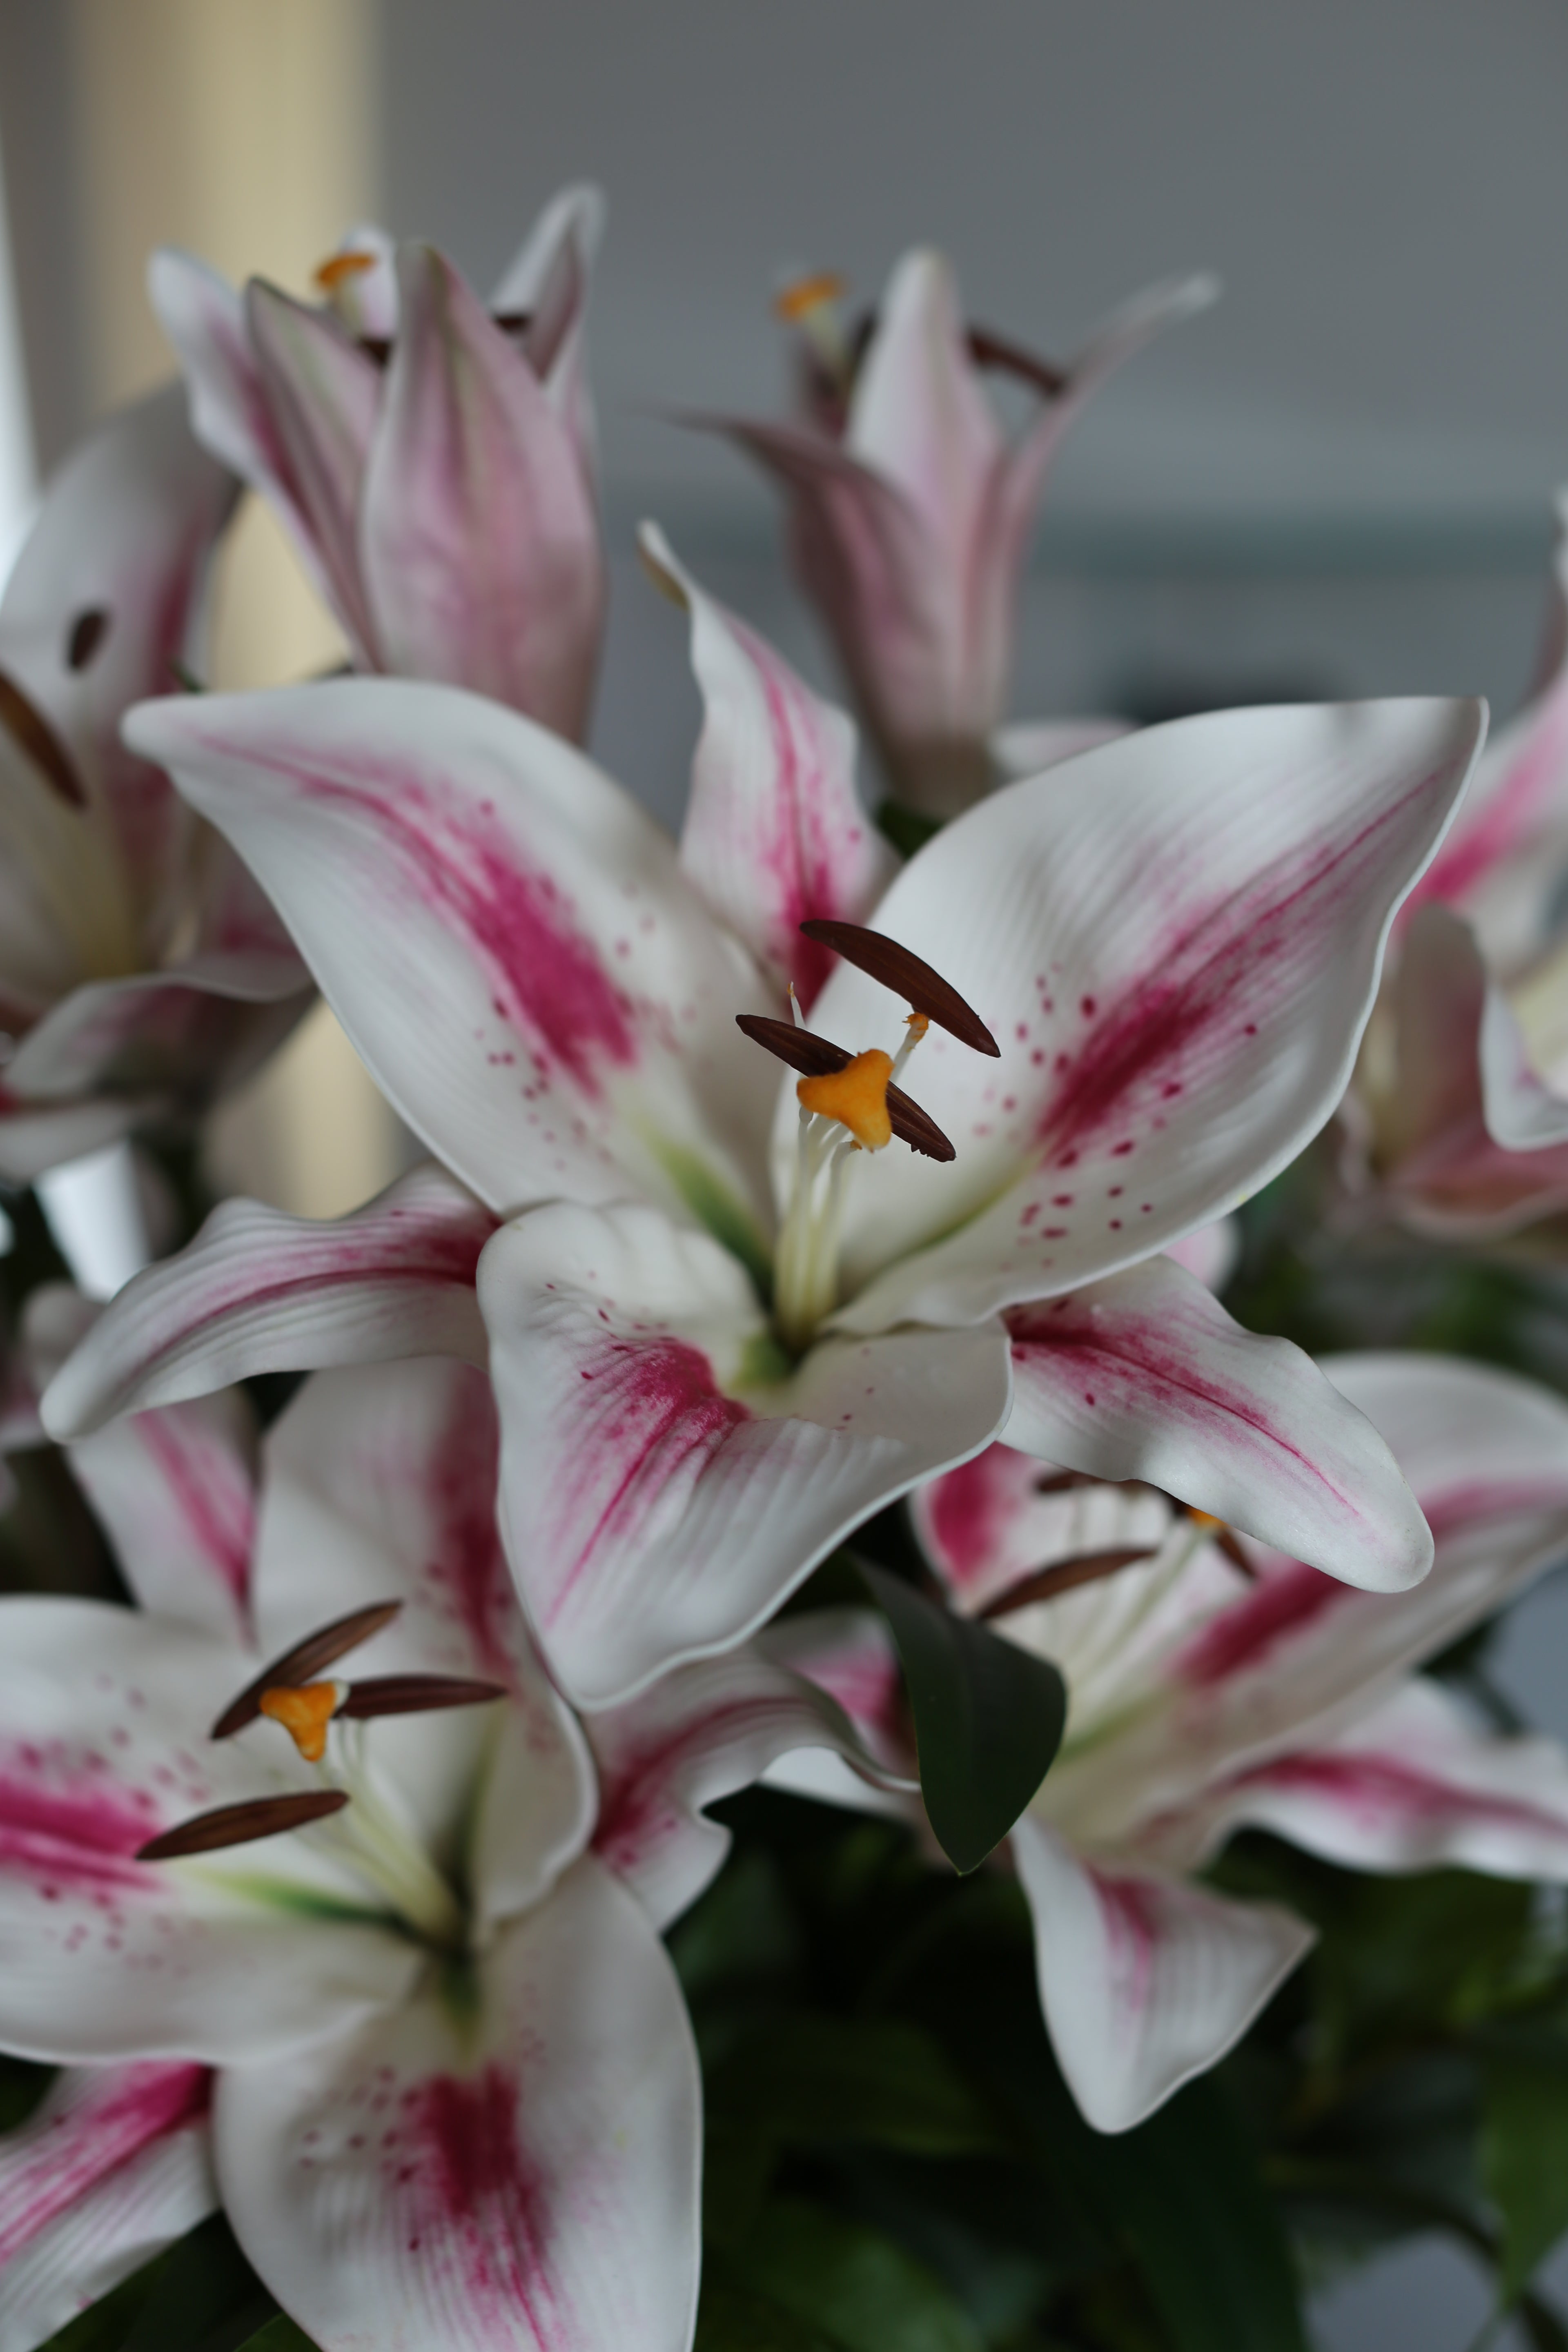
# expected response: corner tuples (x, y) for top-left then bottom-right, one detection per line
(314, 250), (376, 294)
(797, 1048), (894, 1151)
(259, 1680), (344, 1763)
(773, 270), (846, 324)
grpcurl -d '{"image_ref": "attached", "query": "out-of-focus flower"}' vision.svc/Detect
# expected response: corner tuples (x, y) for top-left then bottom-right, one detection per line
(776, 1352), (1568, 2132)
(0, 1354), (883, 2350)
(703, 252), (1215, 817)
(150, 186), (606, 742)
(0, 386), (309, 1183)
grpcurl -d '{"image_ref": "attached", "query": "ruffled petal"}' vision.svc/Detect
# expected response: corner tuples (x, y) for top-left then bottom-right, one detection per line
(43, 1164), (495, 1439)
(1004, 1256), (1431, 1592)
(124, 679), (777, 1241)
(644, 525), (894, 1006)
(67, 1390), (256, 1646)
(0, 2062), (215, 2352)
(480, 1200), (1012, 1707)
(811, 698), (1484, 1327)
(216, 1859), (699, 2352)
(1010, 1815), (1312, 2132)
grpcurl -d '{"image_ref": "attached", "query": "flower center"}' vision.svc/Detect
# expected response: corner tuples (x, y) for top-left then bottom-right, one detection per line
(740, 922), (997, 1355)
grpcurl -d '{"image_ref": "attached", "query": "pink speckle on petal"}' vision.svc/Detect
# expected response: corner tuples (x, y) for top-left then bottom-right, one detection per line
(398, 2066), (570, 2342)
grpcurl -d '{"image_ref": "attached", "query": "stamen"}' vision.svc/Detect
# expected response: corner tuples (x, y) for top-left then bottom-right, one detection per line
(979, 1548), (1161, 1619)
(965, 324), (1069, 399)
(339, 1674), (509, 1719)
(797, 921), (1000, 1056)
(66, 608), (110, 672)
(735, 1017), (953, 1160)
(773, 270), (847, 324)
(0, 669), (87, 808)
(260, 1680), (345, 1764)
(1183, 1508), (1256, 1579)
(798, 1049), (894, 1152)
(314, 249), (377, 294)
(212, 1600), (403, 1739)
(138, 1790), (349, 1862)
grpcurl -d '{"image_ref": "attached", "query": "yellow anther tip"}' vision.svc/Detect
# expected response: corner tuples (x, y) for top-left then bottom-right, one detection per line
(314, 250), (376, 294)
(797, 1048), (894, 1151)
(905, 1012), (930, 1038)
(774, 271), (846, 324)
(259, 1680), (344, 1764)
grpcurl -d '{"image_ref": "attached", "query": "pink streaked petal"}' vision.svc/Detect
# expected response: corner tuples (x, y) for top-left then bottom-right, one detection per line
(911, 1441), (1170, 1616)
(1009, 1815), (1311, 2132)
(480, 1200), (1012, 1708)
(0, 382), (238, 921)
(245, 281), (384, 664)
(2, 953), (310, 1107)
(252, 1361), (594, 1902)
(0, 2062), (216, 2352)
(817, 699), (1486, 1330)
(1165, 1677), (1568, 1882)
(644, 525), (895, 1007)
(488, 183), (606, 452)
(148, 251), (305, 528)
(123, 680), (776, 1234)
(360, 245), (605, 740)
(1003, 1256), (1431, 1592)
(42, 1163), (496, 1442)
(215, 1859), (699, 2352)
(589, 1634), (912, 1931)
(67, 1390), (257, 1646)
(0, 1601), (416, 2065)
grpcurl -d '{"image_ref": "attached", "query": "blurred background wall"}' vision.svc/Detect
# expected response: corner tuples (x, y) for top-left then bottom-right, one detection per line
(2, 4), (1567, 2341)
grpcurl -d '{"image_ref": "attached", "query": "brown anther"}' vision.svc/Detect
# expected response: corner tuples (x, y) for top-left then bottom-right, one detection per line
(339, 1674), (510, 1719)
(1033, 1469), (1110, 1496)
(735, 1016), (954, 1160)
(0, 670), (87, 808)
(1183, 1508), (1256, 1579)
(965, 325), (1069, 400)
(797, 922), (999, 1056)
(138, 1789), (349, 1862)
(212, 1600), (404, 1740)
(66, 608), (110, 672)
(980, 1548), (1161, 1618)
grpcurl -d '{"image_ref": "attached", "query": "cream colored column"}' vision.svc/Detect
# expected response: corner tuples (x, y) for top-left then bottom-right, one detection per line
(67, 0), (404, 1218)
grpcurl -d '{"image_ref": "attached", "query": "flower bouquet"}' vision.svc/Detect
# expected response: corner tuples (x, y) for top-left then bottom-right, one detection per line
(3, 183), (1568, 2352)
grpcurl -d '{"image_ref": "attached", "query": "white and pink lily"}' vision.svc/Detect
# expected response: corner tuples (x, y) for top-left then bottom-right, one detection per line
(772, 1350), (1568, 2134)
(0, 384), (309, 1183)
(150, 186), (606, 741)
(706, 251), (1214, 817)
(0, 1350), (892, 2350)
(44, 571), (1484, 1707)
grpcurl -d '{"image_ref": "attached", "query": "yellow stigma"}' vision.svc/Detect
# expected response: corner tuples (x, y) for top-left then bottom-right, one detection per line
(314, 250), (376, 294)
(773, 270), (846, 324)
(259, 1681), (344, 1763)
(1188, 1510), (1224, 1533)
(797, 1048), (894, 1151)
(905, 1011), (929, 1042)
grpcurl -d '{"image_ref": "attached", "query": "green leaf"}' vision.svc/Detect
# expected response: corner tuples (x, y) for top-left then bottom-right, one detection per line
(728, 2195), (984, 2352)
(874, 800), (943, 860)
(697, 2275), (836, 2352)
(857, 1563), (1065, 1873)
(230, 2319), (321, 2352)
(119, 2213), (275, 2352)
(1483, 2036), (1568, 2301)
(706, 2011), (1013, 2158)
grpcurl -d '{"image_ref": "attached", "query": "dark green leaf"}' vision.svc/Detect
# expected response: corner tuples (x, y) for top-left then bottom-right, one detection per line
(706, 2011), (1013, 2158)
(1483, 2036), (1568, 2300)
(229, 2319), (321, 2352)
(728, 2195), (984, 2352)
(874, 800), (943, 860)
(697, 2275), (836, 2352)
(857, 1563), (1065, 1873)
(119, 2214), (275, 2352)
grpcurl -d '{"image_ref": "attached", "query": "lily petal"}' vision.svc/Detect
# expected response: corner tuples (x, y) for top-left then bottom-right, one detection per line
(480, 1200), (1013, 1707)
(252, 1361), (593, 1903)
(0, 1602), (418, 2065)
(1009, 1815), (1312, 2133)
(360, 246), (604, 739)
(0, 951), (309, 1110)
(123, 679), (776, 1238)
(814, 698), (1485, 1327)
(913, 1443), (1180, 1617)
(1004, 1256), (1431, 1592)
(43, 1163), (495, 1440)
(1158, 1677), (1568, 1880)
(643, 524), (894, 1005)
(590, 1635), (911, 1929)
(0, 2062), (215, 2352)
(991, 717), (1132, 783)
(67, 1391), (257, 1646)
(216, 1858), (700, 2352)
(488, 182), (606, 454)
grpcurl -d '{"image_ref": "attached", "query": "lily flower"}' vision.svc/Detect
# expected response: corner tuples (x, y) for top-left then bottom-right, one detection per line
(43, 600), (1487, 1707)
(0, 385), (309, 1183)
(0, 1351), (884, 2350)
(703, 251), (1216, 817)
(149, 185), (606, 741)
(773, 1350), (1568, 2133)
